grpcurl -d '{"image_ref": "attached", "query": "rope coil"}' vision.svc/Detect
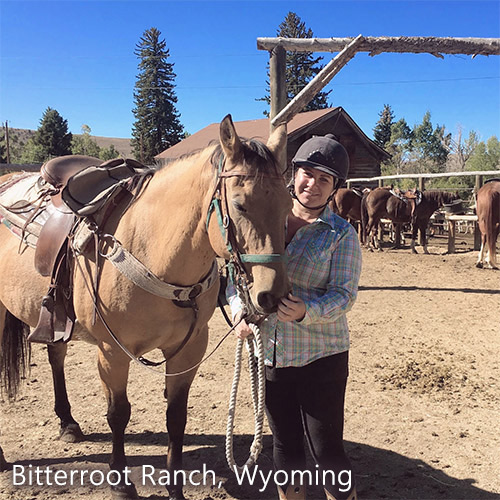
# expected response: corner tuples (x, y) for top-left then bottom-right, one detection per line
(225, 323), (266, 473)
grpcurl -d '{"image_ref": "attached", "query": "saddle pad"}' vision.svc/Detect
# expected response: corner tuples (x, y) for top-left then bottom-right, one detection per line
(0, 173), (59, 245)
(0, 172), (45, 208)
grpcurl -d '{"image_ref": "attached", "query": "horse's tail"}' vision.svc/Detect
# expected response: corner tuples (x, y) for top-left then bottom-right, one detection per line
(485, 191), (500, 263)
(360, 193), (369, 245)
(0, 309), (31, 401)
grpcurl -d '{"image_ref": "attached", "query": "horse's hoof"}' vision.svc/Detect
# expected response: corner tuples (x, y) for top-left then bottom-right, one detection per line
(0, 452), (10, 472)
(476, 262), (483, 269)
(59, 423), (84, 443)
(111, 482), (138, 499)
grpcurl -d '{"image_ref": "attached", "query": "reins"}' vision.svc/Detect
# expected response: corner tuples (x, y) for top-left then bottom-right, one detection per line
(71, 151), (279, 471)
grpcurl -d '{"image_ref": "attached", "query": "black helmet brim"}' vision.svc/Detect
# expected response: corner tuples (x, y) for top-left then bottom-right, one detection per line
(293, 160), (345, 179)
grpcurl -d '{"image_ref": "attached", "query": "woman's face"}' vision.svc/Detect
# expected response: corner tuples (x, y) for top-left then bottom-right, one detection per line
(294, 166), (335, 208)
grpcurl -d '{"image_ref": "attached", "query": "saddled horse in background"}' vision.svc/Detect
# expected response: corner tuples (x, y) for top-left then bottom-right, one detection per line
(361, 187), (460, 253)
(330, 187), (364, 234)
(0, 115), (291, 499)
(476, 179), (500, 269)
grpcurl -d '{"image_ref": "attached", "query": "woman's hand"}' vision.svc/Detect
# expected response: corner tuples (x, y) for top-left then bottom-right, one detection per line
(277, 293), (306, 322)
(233, 311), (253, 339)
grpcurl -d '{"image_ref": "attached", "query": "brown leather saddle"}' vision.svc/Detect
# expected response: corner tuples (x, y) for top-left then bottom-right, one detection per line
(29, 155), (148, 344)
(391, 187), (422, 219)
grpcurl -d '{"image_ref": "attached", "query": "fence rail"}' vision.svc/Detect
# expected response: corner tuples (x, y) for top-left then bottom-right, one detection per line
(346, 169), (500, 191)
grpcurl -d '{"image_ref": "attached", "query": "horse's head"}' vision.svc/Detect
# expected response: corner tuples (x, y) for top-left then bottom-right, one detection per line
(207, 115), (291, 314)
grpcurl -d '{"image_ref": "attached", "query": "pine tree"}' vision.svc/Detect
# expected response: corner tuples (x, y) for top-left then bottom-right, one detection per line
(373, 104), (395, 148)
(32, 107), (73, 160)
(258, 12), (330, 115)
(132, 27), (184, 164)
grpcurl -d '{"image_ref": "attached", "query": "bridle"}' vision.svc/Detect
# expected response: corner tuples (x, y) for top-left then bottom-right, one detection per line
(74, 151), (288, 373)
(206, 153), (287, 316)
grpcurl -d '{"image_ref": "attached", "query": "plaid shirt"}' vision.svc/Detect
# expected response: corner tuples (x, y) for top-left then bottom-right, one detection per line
(227, 206), (362, 368)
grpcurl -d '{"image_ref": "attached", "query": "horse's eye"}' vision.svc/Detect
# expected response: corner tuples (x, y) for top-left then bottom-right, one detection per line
(232, 200), (247, 213)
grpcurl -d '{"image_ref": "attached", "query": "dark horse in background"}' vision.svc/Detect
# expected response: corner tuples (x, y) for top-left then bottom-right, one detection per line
(361, 187), (461, 253)
(330, 187), (365, 237)
(475, 179), (500, 269)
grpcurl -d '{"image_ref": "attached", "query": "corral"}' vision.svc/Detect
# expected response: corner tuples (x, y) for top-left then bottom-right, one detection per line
(1, 247), (498, 500)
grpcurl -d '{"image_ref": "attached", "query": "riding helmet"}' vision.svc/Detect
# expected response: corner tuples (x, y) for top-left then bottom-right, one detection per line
(292, 134), (349, 181)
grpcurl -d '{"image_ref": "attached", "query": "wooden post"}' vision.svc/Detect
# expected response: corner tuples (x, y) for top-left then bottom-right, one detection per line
(378, 179), (384, 188)
(475, 174), (483, 193)
(269, 45), (287, 172)
(5, 121), (10, 165)
(473, 221), (481, 251)
(447, 219), (456, 254)
(269, 45), (286, 128)
(418, 177), (425, 245)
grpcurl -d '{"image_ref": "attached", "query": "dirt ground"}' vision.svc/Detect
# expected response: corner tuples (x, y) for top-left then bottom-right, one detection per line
(1, 242), (499, 500)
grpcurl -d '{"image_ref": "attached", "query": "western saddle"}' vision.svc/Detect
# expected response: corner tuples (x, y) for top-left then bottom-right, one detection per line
(27, 155), (149, 344)
(391, 187), (422, 220)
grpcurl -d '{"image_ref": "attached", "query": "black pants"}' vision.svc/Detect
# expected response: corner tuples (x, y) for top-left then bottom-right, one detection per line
(265, 351), (354, 499)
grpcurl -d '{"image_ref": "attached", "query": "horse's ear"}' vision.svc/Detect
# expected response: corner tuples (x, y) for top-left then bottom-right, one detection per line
(220, 114), (243, 164)
(267, 123), (288, 174)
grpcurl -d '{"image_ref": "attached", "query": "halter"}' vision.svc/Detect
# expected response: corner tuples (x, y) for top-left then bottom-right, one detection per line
(206, 153), (287, 317)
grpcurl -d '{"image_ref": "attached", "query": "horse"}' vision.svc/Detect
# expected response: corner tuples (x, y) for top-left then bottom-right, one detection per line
(329, 188), (363, 233)
(0, 115), (292, 499)
(361, 187), (460, 253)
(475, 179), (500, 269)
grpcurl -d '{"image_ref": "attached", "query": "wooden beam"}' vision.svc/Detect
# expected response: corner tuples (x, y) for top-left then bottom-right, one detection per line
(257, 36), (500, 57)
(271, 35), (364, 127)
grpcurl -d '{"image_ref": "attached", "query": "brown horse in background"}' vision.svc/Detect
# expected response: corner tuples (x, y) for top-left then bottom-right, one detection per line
(0, 116), (291, 499)
(361, 188), (460, 253)
(330, 188), (363, 222)
(476, 179), (500, 269)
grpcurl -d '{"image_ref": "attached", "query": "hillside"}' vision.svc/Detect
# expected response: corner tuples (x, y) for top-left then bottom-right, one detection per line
(7, 128), (133, 158)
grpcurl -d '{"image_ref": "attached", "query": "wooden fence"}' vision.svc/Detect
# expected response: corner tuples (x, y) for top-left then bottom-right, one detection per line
(346, 169), (500, 191)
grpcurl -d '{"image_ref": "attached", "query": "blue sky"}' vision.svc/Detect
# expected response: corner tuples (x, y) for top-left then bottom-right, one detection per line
(1, 0), (499, 144)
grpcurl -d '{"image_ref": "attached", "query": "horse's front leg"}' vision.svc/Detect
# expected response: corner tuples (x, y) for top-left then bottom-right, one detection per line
(410, 222), (418, 254)
(47, 343), (84, 442)
(420, 222), (429, 254)
(163, 325), (208, 500)
(98, 344), (137, 499)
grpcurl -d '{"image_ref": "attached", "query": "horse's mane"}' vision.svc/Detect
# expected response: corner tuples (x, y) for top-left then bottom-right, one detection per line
(422, 190), (458, 205)
(132, 137), (278, 191)
(209, 138), (279, 179)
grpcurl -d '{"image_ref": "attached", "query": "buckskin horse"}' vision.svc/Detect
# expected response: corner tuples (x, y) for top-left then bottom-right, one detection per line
(0, 115), (291, 499)
(475, 179), (500, 269)
(361, 187), (460, 253)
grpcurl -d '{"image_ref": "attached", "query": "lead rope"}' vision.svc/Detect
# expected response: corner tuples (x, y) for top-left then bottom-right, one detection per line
(226, 322), (266, 473)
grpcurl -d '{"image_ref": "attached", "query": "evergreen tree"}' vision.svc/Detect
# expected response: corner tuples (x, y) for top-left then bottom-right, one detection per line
(258, 12), (330, 115)
(373, 104), (395, 148)
(411, 111), (450, 173)
(466, 136), (500, 171)
(100, 144), (120, 161)
(132, 27), (184, 164)
(381, 118), (413, 175)
(32, 107), (73, 160)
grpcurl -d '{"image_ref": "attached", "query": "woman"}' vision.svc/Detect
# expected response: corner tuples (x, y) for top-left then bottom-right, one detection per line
(228, 134), (362, 500)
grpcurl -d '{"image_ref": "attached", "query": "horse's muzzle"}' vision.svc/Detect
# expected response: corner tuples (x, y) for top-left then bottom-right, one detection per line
(256, 291), (280, 313)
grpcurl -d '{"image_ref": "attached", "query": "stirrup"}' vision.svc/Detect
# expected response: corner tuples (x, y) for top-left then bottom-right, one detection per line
(28, 295), (73, 344)
(324, 487), (357, 500)
(278, 484), (306, 500)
